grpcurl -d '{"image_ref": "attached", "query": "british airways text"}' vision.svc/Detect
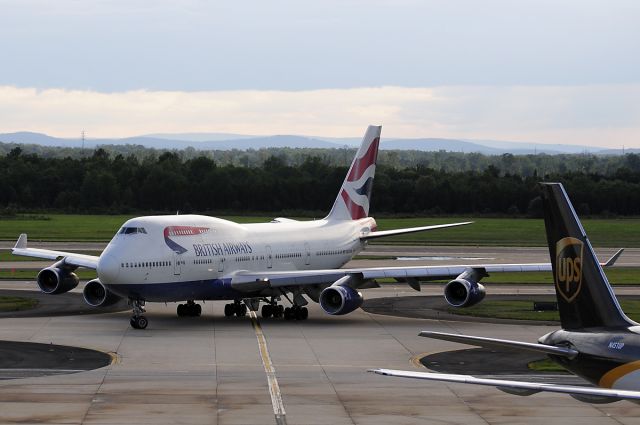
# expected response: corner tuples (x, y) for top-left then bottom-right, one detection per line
(193, 242), (253, 257)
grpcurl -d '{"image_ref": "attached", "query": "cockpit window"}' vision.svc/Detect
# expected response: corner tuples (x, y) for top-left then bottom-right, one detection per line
(119, 227), (147, 235)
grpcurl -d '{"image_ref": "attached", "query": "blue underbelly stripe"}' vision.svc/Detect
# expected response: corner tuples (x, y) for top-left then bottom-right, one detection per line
(105, 278), (242, 302)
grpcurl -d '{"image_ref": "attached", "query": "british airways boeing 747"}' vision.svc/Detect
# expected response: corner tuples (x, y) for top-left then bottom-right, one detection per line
(10, 126), (621, 329)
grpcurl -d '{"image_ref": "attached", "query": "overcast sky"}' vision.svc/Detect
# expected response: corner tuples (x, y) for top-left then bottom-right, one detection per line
(1, 0), (639, 147)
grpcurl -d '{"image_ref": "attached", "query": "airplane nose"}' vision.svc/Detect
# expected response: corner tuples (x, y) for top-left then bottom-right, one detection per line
(97, 252), (121, 284)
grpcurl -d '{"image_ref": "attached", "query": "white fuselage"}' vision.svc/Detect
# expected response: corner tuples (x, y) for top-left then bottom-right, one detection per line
(97, 214), (376, 301)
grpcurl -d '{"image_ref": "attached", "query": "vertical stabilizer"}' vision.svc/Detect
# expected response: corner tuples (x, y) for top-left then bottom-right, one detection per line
(326, 125), (382, 221)
(541, 183), (634, 330)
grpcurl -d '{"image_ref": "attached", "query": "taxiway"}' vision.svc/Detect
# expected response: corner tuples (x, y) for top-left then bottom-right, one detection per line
(2, 284), (640, 424)
(1, 246), (640, 424)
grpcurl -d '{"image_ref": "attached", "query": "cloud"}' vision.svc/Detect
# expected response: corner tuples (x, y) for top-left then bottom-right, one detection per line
(0, 85), (638, 148)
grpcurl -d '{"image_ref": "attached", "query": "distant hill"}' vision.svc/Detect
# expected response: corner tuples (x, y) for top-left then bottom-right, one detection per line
(382, 138), (503, 154)
(194, 135), (342, 150)
(144, 132), (259, 142)
(0, 131), (629, 155)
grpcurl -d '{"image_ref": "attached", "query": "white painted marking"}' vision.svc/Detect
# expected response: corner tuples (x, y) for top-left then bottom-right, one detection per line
(396, 256), (495, 261)
(249, 311), (287, 425)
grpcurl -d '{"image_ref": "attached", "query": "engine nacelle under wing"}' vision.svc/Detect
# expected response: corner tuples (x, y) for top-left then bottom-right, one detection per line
(83, 279), (122, 307)
(37, 267), (79, 294)
(319, 284), (364, 315)
(444, 274), (486, 308)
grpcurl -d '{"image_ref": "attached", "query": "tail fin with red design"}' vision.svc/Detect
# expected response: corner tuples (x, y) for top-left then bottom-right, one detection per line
(326, 125), (381, 221)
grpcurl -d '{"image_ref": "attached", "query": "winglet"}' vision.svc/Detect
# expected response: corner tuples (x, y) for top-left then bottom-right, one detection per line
(14, 233), (27, 250)
(603, 248), (624, 267)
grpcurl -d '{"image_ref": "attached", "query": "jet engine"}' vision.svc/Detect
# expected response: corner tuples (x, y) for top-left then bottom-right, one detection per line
(37, 267), (79, 294)
(319, 285), (363, 315)
(83, 279), (122, 307)
(443, 268), (487, 308)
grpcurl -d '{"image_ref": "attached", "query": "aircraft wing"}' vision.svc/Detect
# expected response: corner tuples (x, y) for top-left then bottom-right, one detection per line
(419, 331), (579, 358)
(229, 249), (623, 292)
(228, 262), (552, 291)
(370, 369), (640, 402)
(11, 234), (99, 269)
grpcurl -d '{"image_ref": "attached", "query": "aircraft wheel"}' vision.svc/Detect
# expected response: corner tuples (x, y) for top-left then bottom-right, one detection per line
(262, 305), (272, 318)
(137, 315), (149, 329)
(276, 305), (284, 318)
(195, 304), (202, 316)
(224, 304), (234, 317)
(284, 307), (293, 320)
(292, 307), (302, 320)
(299, 307), (308, 320)
(177, 304), (186, 317)
(236, 304), (247, 317)
(131, 315), (148, 329)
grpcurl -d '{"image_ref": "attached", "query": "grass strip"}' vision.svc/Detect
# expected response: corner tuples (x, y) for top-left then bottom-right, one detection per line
(0, 269), (97, 280)
(446, 299), (640, 322)
(528, 358), (567, 373)
(0, 296), (39, 312)
(0, 214), (639, 247)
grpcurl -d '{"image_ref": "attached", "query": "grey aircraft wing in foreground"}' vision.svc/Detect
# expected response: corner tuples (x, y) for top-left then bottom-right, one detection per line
(372, 182), (640, 403)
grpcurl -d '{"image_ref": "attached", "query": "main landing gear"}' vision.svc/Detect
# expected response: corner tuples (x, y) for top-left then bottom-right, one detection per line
(129, 299), (148, 329)
(261, 298), (308, 320)
(177, 300), (202, 317)
(224, 300), (247, 317)
(261, 303), (284, 318)
(284, 305), (308, 320)
(223, 297), (309, 321)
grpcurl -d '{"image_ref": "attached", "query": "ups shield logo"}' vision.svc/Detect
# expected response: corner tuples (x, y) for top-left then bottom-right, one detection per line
(555, 237), (584, 303)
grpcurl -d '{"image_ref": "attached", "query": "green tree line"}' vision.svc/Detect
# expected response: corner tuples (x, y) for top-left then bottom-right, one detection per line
(2, 141), (640, 175)
(1, 146), (640, 216)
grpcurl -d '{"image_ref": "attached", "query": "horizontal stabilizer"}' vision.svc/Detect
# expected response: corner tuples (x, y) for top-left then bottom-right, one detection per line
(369, 369), (640, 402)
(419, 331), (578, 358)
(361, 222), (472, 240)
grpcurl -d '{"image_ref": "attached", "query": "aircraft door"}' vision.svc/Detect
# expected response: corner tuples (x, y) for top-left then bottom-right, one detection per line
(218, 257), (225, 273)
(173, 253), (182, 276)
(304, 242), (311, 266)
(266, 245), (273, 269)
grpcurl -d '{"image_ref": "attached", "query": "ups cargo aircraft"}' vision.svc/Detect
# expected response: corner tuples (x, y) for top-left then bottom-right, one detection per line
(11, 128), (621, 329)
(373, 182), (640, 403)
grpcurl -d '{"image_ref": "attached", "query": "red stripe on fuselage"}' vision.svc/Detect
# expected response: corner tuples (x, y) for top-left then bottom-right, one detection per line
(341, 189), (367, 220)
(347, 137), (380, 182)
(163, 226), (210, 238)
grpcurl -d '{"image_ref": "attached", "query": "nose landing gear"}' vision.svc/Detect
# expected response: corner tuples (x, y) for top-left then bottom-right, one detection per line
(129, 299), (148, 329)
